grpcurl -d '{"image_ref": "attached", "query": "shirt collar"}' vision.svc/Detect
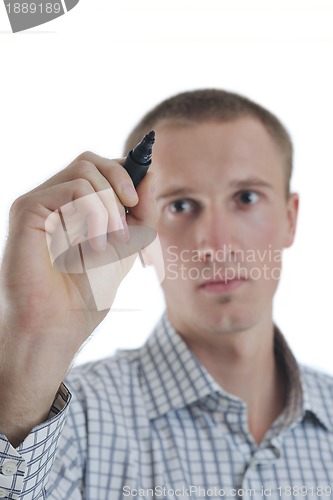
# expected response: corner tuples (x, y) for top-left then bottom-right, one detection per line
(139, 314), (227, 419)
(139, 314), (333, 431)
(300, 366), (333, 432)
(274, 326), (333, 432)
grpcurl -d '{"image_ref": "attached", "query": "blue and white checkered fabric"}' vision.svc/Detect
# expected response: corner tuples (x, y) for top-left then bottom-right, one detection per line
(1, 314), (333, 499)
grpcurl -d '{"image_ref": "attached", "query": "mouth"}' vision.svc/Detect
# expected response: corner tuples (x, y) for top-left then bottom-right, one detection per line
(198, 277), (248, 294)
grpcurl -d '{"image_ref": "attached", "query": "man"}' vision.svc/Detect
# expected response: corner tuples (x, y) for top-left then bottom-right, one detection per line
(0, 89), (332, 499)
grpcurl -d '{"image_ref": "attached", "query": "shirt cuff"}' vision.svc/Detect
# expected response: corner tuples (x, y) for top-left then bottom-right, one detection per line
(0, 384), (71, 500)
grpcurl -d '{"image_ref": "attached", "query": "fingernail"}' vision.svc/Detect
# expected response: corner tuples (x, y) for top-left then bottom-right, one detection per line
(122, 183), (138, 200)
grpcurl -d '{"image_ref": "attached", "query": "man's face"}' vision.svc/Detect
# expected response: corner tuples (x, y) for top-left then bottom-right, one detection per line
(151, 118), (298, 339)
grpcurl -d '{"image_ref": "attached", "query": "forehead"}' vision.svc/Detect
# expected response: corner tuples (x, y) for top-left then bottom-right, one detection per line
(151, 118), (285, 192)
(153, 118), (282, 164)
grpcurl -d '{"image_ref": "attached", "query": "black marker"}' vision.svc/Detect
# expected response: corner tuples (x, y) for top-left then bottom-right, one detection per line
(123, 130), (155, 187)
(122, 130), (155, 267)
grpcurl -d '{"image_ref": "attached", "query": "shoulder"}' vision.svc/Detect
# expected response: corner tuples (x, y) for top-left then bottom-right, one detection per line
(300, 364), (333, 387)
(300, 363), (333, 401)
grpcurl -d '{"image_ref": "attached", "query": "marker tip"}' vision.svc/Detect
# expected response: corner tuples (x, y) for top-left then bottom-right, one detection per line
(146, 130), (155, 142)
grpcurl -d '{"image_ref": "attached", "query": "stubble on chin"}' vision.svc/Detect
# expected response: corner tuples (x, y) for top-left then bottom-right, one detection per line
(217, 295), (232, 305)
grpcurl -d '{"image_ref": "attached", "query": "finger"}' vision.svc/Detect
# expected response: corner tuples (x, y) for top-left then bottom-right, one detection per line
(66, 159), (128, 234)
(127, 171), (158, 228)
(37, 177), (128, 249)
(67, 154), (139, 209)
(74, 154), (139, 210)
(30, 154), (139, 210)
(30, 179), (111, 253)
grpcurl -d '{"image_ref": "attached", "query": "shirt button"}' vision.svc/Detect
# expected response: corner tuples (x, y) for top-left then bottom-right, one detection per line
(0, 488), (7, 498)
(1, 460), (18, 476)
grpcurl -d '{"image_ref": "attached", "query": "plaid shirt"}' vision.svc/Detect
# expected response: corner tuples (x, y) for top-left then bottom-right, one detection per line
(1, 314), (333, 499)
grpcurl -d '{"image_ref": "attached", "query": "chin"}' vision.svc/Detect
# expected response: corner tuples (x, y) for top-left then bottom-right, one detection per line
(196, 304), (260, 336)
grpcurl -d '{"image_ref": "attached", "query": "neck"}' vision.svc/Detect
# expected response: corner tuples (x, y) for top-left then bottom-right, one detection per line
(178, 319), (287, 444)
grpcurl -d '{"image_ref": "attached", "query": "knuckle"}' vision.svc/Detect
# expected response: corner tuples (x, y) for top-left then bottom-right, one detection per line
(9, 194), (27, 216)
(72, 177), (92, 193)
(72, 159), (96, 177)
(76, 151), (94, 162)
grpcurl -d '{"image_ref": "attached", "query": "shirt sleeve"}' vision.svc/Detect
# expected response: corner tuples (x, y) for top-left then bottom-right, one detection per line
(0, 384), (71, 499)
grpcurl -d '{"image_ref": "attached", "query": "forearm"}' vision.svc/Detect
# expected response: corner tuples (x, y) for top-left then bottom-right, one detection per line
(0, 324), (73, 447)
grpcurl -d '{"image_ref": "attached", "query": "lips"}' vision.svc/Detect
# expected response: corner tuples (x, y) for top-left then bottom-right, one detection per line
(198, 277), (247, 294)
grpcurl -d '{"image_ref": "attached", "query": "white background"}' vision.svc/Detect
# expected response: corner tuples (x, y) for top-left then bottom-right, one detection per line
(0, 0), (332, 373)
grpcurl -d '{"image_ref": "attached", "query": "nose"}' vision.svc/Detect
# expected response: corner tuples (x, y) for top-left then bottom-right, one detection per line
(194, 204), (238, 262)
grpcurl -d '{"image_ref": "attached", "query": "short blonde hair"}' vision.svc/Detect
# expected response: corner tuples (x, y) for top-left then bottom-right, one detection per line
(124, 89), (293, 195)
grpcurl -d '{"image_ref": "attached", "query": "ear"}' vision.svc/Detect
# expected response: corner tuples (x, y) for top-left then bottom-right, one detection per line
(284, 192), (299, 248)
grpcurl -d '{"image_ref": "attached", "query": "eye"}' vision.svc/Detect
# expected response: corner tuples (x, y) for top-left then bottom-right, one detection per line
(168, 199), (199, 214)
(237, 190), (260, 205)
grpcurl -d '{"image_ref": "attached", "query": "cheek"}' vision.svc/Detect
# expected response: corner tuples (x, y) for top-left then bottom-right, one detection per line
(254, 226), (280, 249)
(240, 214), (285, 279)
(241, 209), (287, 250)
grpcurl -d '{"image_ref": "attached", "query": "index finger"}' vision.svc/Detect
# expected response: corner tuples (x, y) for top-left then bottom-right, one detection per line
(70, 152), (139, 208)
(31, 152), (139, 209)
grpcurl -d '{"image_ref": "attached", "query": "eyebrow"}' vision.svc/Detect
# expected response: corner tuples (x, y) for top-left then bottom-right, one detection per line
(157, 178), (274, 200)
(157, 188), (195, 201)
(229, 178), (274, 190)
